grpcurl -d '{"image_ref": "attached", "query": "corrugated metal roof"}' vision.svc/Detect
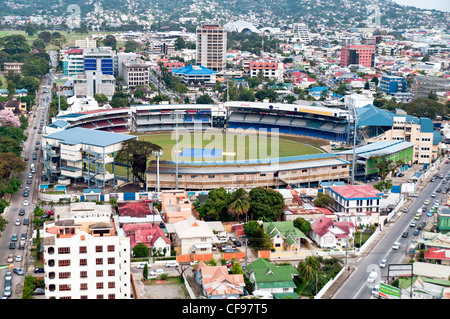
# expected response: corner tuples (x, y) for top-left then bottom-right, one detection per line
(338, 140), (414, 159)
(45, 127), (137, 148)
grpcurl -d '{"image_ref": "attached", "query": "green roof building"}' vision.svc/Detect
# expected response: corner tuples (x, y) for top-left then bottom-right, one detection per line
(245, 258), (298, 298)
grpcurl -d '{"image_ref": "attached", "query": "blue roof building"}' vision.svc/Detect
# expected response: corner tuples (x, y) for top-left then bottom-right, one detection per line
(379, 75), (407, 94)
(172, 64), (217, 86)
(42, 127), (137, 189)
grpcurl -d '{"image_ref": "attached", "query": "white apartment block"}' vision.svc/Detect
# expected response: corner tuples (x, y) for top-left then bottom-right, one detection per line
(196, 24), (227, 72)
(42, 202), (132, 299)
(292, 23), (310, 43)
(73, 70), (116, 100)
(247, 61), (284, 82)
(75, 37), (98, 49)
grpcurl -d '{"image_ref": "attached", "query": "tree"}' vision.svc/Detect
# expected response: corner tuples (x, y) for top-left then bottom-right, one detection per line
(293, 217), (311, 234)
(297, 256), (320, 282)
(25, 24), (38, 37)
(115, 139), (162, 183)
(143, 263), (149, 281)
(196, 94), (214, 104)
(0, 109), (20, 127)
(314, 193), (335, 208)
(94, 93), (108, 104)
(124, 40), (139, 53)
(132, 243), (149, 257)
(243, 220), (271, 250)
(248, 187), (285, 221)
(372, 156), (404, 181)
(1, 34), (30, 55)
(103, 35), (117, 51)
(202, 187), (230, 220)
(400, 97), (447, 119)
(227, 188), (250, 221)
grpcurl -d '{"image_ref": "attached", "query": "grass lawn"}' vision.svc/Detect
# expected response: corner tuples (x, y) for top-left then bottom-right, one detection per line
(106, 132), (326, 177)
(136, 132), (326, 162)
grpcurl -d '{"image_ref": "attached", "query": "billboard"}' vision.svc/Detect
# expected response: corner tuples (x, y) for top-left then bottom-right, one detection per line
(378, 283), (401, 299)
(387, 263), (413, 277)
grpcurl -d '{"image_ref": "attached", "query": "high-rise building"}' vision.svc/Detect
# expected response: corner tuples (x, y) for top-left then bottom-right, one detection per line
(196, 24), (227, 72)
(41, 202), (132, 299)
(340, 45), (375, 68)
(292, 23), (310, 43)
(84, 49), (115, 75)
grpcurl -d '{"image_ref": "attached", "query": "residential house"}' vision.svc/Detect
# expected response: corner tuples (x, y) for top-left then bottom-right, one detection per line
(167, 215), (215, 255)
(309, 216), (356, 249)
(245, 258), (298, 299)
(193, 261), (245, 299)
(262, 221), (311, 252)
(161, 190), (193, 224)
(122, 223), (171, 257)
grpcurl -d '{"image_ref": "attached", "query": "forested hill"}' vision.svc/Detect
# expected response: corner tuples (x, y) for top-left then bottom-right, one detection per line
(0, 0), (448, 30)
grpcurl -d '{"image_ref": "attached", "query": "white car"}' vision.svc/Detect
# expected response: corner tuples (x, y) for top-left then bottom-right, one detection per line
(23, 200), (29, 206)
(392, 242), (401, 250)
(15, 219), (21, 226)
(410, 221), (416, 227)
(165, 261), (179, 268)
(15, 255), (22, 262)
(367, 271), (378, 283)
(137, 262), (149, 269)
(379, 259), (387, 268)
(149, 269), (164, 276)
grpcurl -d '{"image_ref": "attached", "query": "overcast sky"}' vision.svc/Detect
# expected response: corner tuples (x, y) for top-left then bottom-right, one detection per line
(392, 0), (450, 12)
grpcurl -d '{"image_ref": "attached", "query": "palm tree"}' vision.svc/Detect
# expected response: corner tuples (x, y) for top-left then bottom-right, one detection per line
(297, 256), (320, 282)
(228, 188), (250, 222)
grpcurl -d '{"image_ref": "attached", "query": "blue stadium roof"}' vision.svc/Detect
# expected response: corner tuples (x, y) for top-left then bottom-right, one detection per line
(45, 127), (136, 148)
(356, 104), (393, 127)
(172, 64), (217, 75)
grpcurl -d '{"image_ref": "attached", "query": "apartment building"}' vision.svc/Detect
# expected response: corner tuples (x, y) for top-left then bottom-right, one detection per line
(292, 23), (310, 43)
(196, 24), (227, 72)
(368, 116), (442, 164)
(42, 202), (131, 299)
(122, 59), (150, 87)
(161, 190), (193, 224)
(379, 75), (407, 94)
(62, 49), (85, 76)
(73, 70), (116, 100)
(75, 37), (97, 49)
(247, 61), (284, 82)
(340, 45), (375, 68)
(324, 184), (381, 214)
(3, 62), (23, 74)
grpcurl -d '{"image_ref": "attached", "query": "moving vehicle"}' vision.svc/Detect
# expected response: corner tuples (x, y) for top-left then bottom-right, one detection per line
(149, 269), (164, 276)
(367, 271), (378, 283)
(402, 231), (408, 238)
(392, 242), (401, 250)
(379, 259), (387, 268)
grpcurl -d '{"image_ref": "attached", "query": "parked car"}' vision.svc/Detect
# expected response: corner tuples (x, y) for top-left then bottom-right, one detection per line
(13, 268), (24, 276)
(33, 288), (45, 295)
(23, 218), (29, 225)
(15, 255), (22, 262)
(26, 179), (32, 185)
(6, 254), (14, 263)
(165, 261), (179, 268)
(23, 200), (29, 206)
(14, 219), (21, 226)
(137, 262), (149, 269)
(410, 221), (416, 227)
(424, 200), (430, 205)
(3, 286), (11, 297)
(11, 234), (18, 241)
(20, 233), (27, 240)
(431, 193), (436, 198)
(427, 211), (433, 217)
(4, 271), (12, 281)
(413, 229), (420, 236)
(233, 240), (242, 247)
(34, 267), (44, 273)
(9, 242), (15, 249)
(149, 269), (164, 276)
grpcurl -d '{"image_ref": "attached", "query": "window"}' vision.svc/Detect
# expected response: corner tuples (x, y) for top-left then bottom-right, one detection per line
(107, 257), (115, 265)
(58, 260), (71, 267)
(108, 269), (115, 277)
(96, 270), (103, 277)
(79, 246), (87, 254)
(96, 246), (103, 253)
(59, 285), (71, 291)
(80, 283), (88, 290)
(80, 271), (87, 278)
(107, 245), (115, 252)
(80, 259), (87, 266)
(96, 282), (104, 289)
(108, 282), (115, 289)
(59, 272), (71, 279)
(96, 258), (103, 265)
(58, 247), (70, 254)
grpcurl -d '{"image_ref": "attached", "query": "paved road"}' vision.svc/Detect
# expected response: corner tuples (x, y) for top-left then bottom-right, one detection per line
(0, 69), (53, 299)
(333, 160), (450, 299)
